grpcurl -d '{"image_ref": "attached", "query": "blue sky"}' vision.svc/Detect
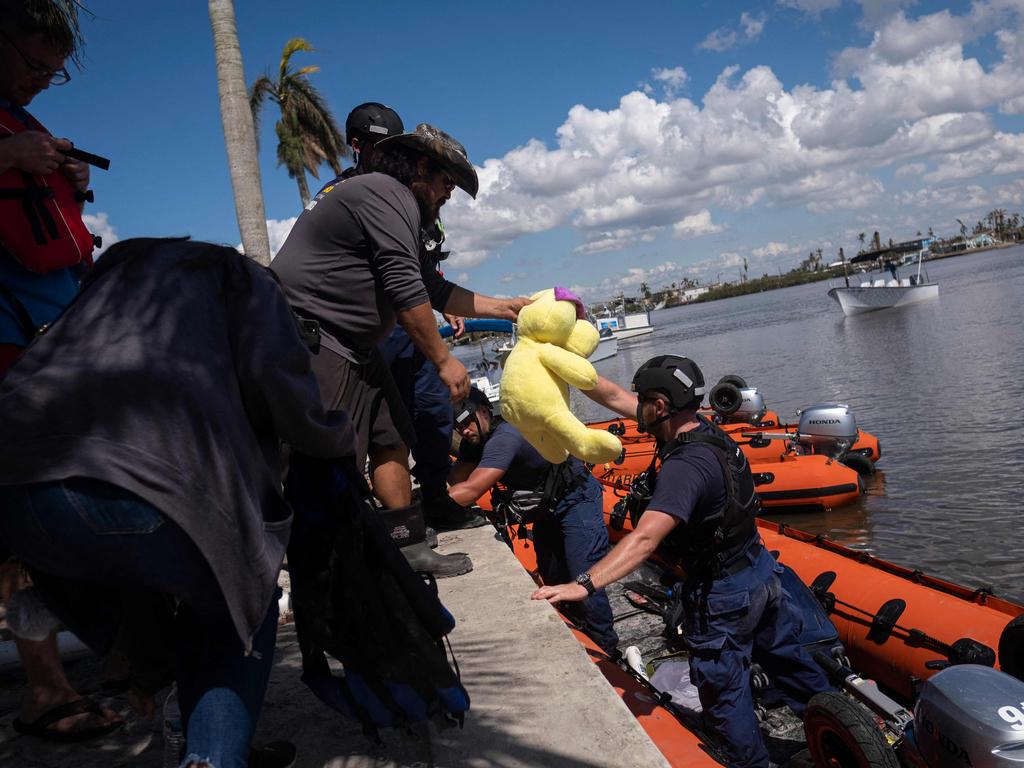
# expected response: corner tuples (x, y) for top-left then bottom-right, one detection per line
(31, 0), (1024, 299)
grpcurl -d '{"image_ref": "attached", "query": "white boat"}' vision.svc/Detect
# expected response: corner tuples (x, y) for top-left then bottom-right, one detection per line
(828, 248), (938, 316)
(588, 332), (618, 362)
(593, 296), (655, 341)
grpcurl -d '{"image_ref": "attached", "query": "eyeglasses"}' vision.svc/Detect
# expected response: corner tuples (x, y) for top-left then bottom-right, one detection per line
(441, 172), (456, 193)
(0, 30), (71, 86)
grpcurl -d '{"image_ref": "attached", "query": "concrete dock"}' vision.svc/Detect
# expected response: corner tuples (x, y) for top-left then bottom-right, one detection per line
(0, 526), (670, 767)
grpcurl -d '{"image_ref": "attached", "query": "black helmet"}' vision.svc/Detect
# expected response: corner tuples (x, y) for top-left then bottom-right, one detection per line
(632, 355), (706, 411)
(454, 386), (492, 426)
(345, 102), (404, 144)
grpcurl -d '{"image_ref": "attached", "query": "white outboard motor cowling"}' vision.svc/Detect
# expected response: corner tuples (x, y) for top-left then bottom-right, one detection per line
(733, 388), (767, 425)
(910, 664), (1024, 767)
(795, 404), (858, 459)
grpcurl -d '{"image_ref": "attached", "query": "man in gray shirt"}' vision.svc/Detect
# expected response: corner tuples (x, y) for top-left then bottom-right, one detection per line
(274, 123), (528, 577)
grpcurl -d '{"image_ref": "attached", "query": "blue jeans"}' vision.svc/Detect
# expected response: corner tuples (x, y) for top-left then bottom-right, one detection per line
(532, 475), (618, 654)
(682, 546), (832, 768)
(0, 479), (278, 768)
(379, 326), (453, 490)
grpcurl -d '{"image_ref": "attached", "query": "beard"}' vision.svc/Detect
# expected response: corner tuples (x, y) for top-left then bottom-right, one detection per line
(410, 181), (441, 227)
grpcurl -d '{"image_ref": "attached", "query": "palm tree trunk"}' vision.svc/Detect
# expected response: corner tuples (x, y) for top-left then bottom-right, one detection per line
(208, 0), (271, 265)
(296, 172), (311, 209)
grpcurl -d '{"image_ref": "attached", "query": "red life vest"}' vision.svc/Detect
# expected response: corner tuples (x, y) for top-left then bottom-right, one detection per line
(0, 107), (95, 273)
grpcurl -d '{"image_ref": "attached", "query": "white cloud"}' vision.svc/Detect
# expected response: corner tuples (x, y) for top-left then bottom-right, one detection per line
(672, 209), (726, 238)
(266, 217), (297, 258)
(751, 241), (789, 258)
(82, 212), (118, 255)
(895, 162), (927, 177)
(699, 11), (766, 52)
(438, 2), (1024, 268)
(443, 248), (490, 269)
(778, 0), (841, 17)
(500, 271), (529, 283)
(651, 66), (689, 98)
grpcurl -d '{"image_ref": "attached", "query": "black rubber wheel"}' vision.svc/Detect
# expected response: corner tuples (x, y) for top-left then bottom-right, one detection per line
(717, 374), (748, 389)
(804, 691), (898, 768)
(709, 382), (742, 416)
(842, 453), (875, 476)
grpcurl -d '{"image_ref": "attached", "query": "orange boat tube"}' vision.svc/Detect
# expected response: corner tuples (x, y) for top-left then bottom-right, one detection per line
(594, 444), (863, 512)
(588, 416), (881, 468)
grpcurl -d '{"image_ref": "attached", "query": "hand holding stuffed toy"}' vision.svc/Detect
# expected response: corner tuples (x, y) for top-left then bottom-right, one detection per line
(500, 287), (623, 464)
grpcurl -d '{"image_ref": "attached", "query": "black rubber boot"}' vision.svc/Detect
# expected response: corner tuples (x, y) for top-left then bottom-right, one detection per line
(380, 502), (473, 579)
(421, 485), (489, 531)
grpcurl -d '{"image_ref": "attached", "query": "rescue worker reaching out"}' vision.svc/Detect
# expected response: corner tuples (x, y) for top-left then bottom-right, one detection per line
(447, 387), (618, 655)
(533, 355), (833, 768)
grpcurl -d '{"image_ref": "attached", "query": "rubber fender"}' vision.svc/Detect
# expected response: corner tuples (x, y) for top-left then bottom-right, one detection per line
(842, 452), (876, 475)
(709, 382), (742, 416)
(999, 614), (1024, 681)
(717, 374), (748, 389)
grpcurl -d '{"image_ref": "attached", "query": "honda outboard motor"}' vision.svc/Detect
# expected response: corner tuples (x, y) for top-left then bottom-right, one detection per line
(795, 404), (858, 460)
(733, 388), (767, 425)
(708, 382), (768, 425)
(907, 664), (1024, 767)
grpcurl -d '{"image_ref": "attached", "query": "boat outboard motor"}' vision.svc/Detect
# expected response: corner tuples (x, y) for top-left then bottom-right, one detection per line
(907, 664), (1024, 767)
(795, 404), (858, 460)
(807, 661), (1024, 768)
(708, 382), (768, 425)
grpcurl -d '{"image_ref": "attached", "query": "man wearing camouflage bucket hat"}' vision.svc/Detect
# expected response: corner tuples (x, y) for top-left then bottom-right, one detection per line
(274, 123), (530, 579)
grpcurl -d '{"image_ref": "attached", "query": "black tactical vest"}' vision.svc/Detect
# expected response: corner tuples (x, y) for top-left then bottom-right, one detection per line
(657, 420), (760, 578)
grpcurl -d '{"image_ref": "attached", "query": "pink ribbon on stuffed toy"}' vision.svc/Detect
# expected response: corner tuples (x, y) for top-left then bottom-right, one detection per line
(553, 286), (587, 320)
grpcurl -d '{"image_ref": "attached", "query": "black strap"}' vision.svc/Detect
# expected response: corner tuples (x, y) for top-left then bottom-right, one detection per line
(0, 281), (42, 339)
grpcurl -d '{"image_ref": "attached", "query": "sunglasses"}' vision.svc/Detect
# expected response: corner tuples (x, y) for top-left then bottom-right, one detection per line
(441, 172), (456, 193)
(1, 30), (70, 85)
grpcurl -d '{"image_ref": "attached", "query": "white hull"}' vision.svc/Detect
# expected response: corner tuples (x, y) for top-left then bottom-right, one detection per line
(611, 325), (654, 341)
(589, 336), (618, 362)
(828, 283), (939, 316)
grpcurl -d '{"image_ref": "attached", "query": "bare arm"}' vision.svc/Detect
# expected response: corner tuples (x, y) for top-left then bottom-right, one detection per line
(531, 509), (679, 602)
(448, 466), (506, 507)
(443, 285), (531, 321)
(583, 375), (638, 419)
(396, 300), (468, 402)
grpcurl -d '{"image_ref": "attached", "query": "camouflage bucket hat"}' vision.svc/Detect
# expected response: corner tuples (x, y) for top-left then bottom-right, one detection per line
(376, 123), (480, 199)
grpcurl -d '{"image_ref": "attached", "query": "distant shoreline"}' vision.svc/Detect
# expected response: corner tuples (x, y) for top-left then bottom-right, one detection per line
(673, 240), (1019, 307)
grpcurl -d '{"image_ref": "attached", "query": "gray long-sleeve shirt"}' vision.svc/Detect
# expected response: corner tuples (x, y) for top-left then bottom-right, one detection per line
(272, 172), (455, 361)
(0, 238), (353, 647)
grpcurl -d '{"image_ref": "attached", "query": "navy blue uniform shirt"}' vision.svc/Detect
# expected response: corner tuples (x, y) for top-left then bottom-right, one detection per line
(458, 420), (587, 490)
(646, 420), (727, 527)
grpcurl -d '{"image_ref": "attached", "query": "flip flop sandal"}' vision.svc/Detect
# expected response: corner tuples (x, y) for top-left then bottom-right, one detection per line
(12, 697), (123, 742)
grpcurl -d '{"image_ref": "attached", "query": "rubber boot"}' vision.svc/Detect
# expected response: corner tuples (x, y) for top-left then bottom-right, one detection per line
(380, 502), (473, 579)
(421, 484), (489, 531)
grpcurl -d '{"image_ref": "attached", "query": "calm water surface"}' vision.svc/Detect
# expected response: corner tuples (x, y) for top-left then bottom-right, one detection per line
(571, 246), (1024, 602)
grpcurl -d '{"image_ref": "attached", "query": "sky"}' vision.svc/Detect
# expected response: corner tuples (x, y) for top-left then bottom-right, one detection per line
(30, 0), (1024, 300)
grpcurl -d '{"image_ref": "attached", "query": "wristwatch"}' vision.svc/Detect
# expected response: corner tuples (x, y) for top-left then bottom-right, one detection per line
(574, 571), (597, 596)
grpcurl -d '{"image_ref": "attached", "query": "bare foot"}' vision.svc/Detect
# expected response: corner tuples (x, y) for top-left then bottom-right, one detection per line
(20, 683), (123, 737)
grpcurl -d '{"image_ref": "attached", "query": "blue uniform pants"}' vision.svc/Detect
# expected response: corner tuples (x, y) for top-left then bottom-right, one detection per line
(378, 327), (453, 490)
(532, 475), (619, 655)
(682, 545), (832, 768)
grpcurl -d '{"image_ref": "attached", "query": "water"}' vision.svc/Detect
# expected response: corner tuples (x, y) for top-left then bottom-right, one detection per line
(572, 246), (1024, 603)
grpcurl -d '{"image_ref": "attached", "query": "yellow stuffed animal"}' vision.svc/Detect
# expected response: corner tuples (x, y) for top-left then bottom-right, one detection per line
(500, 288), (623, 464)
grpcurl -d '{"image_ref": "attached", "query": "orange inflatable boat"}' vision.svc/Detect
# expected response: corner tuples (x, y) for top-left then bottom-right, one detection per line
(478, 488), (1024, 766)
(589, 415), (881, 472)
(593, 441), (864, 513)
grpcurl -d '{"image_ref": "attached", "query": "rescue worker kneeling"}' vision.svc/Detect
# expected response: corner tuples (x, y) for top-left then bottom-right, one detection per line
(532, 355), (832, 768)
(447, 387), (618, 655)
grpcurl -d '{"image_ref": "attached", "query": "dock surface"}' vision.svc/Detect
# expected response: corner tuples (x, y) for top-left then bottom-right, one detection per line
(0, 525), (669, 767)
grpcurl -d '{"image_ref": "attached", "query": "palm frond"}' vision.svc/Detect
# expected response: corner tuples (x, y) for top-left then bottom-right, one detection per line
(280, 37), (315, 79)
(248, 75), (275, 139)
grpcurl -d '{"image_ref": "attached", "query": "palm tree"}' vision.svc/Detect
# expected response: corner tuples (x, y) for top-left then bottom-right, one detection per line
(208, 0), (271, 265)
(250, 38), (346, 208)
